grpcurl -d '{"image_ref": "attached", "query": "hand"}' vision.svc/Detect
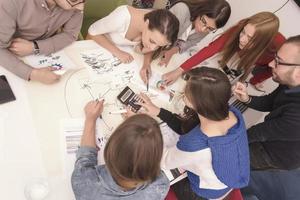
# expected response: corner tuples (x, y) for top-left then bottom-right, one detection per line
(137, 93), (160, 117)
(232, 82), (250, 102)
(9, 38), (34, 56)
(158, 47), (178, 67)
(29, 67), (61, 84)
(84, 99), (104, 121)
(121, 106), (136, 119)
(162, 67), (184, 86)
(140, 65), (152, 84)
(114, 50), (134, 64)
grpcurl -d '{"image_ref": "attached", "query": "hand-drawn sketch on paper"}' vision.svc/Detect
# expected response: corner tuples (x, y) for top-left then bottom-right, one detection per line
(24, 50), (76, 73)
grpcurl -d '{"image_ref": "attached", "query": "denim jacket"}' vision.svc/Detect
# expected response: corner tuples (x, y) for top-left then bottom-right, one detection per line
(71, 146), (170, 200)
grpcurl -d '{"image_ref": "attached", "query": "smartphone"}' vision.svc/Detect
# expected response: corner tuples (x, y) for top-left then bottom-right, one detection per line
(117, 86), (142, 113)
(0, 75), (16, 104)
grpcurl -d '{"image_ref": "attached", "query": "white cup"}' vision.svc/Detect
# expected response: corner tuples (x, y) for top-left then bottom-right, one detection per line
(24, 178), (49, 200)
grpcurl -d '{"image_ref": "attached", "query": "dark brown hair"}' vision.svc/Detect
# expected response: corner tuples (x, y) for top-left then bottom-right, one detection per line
(104, 114), (163, 183)
(184, 67), (231, 121)
(220, 12), (279, 81)
(144, 9), (179, 59)
(171, 0), (231, 28)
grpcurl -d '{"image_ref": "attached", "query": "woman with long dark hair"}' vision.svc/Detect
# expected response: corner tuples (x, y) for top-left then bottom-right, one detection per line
(140, 0), (231, 83)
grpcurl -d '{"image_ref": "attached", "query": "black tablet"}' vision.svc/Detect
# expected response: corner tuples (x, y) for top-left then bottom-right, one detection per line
(0, 75), (16, 104)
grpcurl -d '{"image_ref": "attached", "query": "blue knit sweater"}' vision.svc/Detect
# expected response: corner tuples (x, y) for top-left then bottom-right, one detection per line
(162, 107), (250, 199)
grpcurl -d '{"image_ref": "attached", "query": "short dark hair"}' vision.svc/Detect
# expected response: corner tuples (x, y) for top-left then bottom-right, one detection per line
(171, 0), (231, 28)
(184, 67), (231, 121)
(104, 114), (163, 182)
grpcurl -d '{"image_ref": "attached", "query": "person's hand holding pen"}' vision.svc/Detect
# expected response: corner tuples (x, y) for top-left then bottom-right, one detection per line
(81, 99), (104, 148)
(140, 65), (152, 84)
(84, 99), (104, 121)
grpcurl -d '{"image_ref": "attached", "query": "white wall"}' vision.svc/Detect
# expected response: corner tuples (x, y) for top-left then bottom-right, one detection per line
(225, 0), (300, 37)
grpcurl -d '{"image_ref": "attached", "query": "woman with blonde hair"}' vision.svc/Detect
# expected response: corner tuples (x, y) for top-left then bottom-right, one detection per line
(163, 12), (286, 88)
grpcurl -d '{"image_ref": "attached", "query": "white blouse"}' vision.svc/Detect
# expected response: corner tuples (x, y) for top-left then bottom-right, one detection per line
(88, 5), (140, 47)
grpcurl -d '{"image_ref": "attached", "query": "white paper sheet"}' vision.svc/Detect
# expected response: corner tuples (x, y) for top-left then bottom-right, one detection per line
(23, 50), (76, 74)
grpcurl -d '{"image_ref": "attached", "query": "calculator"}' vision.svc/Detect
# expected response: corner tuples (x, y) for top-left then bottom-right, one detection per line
(117, 86), (142, 113)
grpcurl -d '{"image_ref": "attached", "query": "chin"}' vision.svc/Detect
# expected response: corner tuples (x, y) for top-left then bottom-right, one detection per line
(272, 76), (280, 83)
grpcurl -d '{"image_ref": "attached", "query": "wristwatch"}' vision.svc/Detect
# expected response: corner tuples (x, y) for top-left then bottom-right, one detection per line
(33, 40), (40, 55)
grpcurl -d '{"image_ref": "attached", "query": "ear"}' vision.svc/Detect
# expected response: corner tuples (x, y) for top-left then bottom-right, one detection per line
(294, 68), (300, 84)
(144, 19), (149, 28)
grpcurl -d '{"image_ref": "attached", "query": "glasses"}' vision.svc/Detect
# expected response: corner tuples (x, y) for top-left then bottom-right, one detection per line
(200, 16), (217, 33)
(274, 53), (300, 68)
(66, 0), (85, 7)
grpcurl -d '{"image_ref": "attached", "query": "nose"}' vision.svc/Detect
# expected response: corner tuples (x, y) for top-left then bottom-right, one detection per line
(201, 26), (209, 32)
(149, 43), (158, 51)
(269, 59), (276, 68)
(240, 34), (248, 44)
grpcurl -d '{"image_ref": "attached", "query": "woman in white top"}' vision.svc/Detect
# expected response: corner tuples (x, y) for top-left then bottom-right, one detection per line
(139, 0), (231, 83)
(87, 5), (179, 64)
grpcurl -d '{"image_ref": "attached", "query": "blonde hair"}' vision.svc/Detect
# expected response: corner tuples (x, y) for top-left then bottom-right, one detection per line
(220, 12), (279, 81)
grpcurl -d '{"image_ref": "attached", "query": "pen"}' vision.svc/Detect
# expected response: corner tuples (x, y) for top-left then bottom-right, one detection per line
(146, 69), (149, 91)
(109, 109), (127, 114)
(96, 98), (104, 119)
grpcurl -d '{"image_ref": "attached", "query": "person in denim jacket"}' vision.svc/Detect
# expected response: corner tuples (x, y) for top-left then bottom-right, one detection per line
(71, 100), (169, 200)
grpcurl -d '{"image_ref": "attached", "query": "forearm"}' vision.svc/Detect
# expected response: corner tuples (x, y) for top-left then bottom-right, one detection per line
(88, 34), (122, 57)
(143, 52), (153, 68)
(247, 110), (300, 143)
(158, 108), (183, 134)
(37, 32), (77, 55)
(80, 119), (97, 148)
(0, 48), (32, 80)
(37, 11), (82, 55)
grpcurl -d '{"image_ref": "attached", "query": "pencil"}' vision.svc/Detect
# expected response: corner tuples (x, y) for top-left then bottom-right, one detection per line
(146, 69), (149, 91)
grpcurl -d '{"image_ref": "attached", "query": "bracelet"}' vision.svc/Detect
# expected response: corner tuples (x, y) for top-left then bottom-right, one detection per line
(244, 96), (252, 104)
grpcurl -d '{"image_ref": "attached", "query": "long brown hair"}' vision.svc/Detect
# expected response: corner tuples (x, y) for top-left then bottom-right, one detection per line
(184, 67), (231, 121)
(104, 114), (163, 183)
(171, 0), (231, 28)
(220, 12), (279, 81)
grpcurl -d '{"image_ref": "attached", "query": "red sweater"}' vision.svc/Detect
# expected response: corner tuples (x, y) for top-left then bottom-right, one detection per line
(180, 27), (286, 85)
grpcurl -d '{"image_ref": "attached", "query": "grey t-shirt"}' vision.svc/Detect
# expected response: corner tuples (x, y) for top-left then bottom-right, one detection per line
(71, 146), (170, 200)
(169, 2), (207, 53)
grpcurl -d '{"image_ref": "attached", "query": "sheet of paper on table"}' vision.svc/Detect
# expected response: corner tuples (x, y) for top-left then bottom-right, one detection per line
(60, 118), (184, 183)
(23, 49), (76, 75)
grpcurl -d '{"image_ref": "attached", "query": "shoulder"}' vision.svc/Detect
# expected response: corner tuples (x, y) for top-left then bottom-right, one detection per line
(177, 126), (208, 152)
(144, 172), (170, 199)
(266, 32), (286, 53)
(111, 5), (130, 16)
(271, 32), (286, 49)
(169, 2), (190, 16)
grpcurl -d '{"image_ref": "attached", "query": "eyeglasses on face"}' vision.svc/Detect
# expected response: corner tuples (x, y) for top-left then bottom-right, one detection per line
(66, 0), (85, 7)
(274, 53), (300, 68)
(200, 16), (217, 33)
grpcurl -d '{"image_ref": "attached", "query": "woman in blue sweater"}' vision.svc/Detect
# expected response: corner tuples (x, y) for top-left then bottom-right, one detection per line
(138, 67), (250, 199)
